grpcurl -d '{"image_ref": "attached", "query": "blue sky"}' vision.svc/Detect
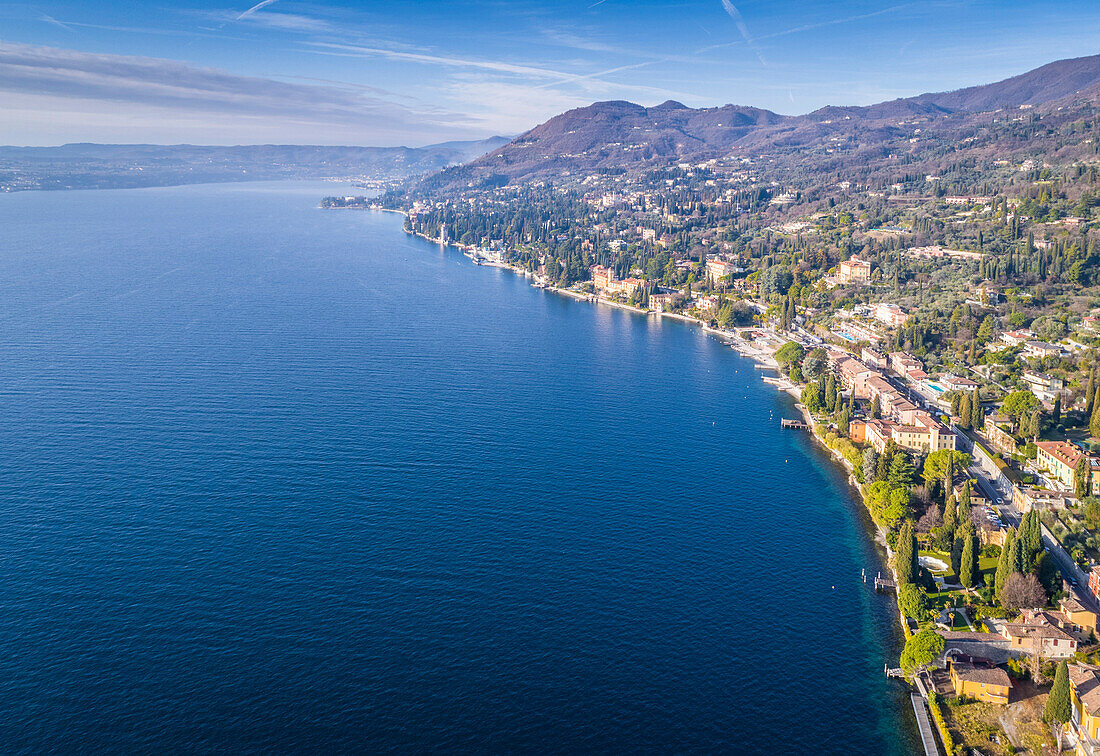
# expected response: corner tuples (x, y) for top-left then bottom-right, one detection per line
(1, 0), (1098, 146)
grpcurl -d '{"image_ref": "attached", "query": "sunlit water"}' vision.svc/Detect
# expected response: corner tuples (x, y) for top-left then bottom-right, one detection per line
(0, 181), (920, 753)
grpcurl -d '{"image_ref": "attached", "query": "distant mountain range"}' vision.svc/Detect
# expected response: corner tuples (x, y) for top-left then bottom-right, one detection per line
(0, 137), (510, 191)
(417, 54), (1100, 191)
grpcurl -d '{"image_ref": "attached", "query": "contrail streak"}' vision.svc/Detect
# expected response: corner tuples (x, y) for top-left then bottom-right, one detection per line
(719, 0), (766, 66)
(237, 0), (279, 21)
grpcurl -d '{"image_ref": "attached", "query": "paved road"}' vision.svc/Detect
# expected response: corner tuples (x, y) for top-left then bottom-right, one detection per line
(968, 463), (1100, 614)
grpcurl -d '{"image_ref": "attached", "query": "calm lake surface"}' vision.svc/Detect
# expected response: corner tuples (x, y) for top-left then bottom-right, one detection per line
(0, 181), (920, 753)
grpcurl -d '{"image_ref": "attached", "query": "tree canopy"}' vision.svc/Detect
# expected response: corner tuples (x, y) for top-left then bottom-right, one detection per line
(900, 629), (944, 675)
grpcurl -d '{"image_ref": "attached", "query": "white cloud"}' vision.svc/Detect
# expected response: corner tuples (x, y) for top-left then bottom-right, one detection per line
(0, 42), (483, 145)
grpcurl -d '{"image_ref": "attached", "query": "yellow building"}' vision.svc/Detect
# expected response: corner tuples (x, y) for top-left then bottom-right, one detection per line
(1061, 597), (1098, 638)
(949, 661), (1011, 704)
(1035, 441), (1100, 495)
(838, 257), (872, 284)
(1068, 663), (1100, 755)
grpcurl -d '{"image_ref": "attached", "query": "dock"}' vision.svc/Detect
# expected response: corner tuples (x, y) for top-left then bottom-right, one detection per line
(874, 577), (897, 593)
(780, 419), (809, 430)
(910, 693), (941, 756)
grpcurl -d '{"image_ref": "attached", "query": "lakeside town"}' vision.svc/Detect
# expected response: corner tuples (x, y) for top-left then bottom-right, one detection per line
(324, 100), (1100, 754)
(323, 189), (1100, 755)
(317, 59), (1100, 756)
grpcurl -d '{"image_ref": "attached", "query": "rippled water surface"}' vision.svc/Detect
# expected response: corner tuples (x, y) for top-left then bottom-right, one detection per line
(0, 181), (919, 753)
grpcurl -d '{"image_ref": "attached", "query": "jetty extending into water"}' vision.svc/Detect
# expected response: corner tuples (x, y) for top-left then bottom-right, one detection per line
(780, 418), (809, 430)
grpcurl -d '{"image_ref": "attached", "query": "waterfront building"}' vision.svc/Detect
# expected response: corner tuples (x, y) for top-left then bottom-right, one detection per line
(705, 259), (738, 282)
(837, 357), (875, 399)
(590, 265), (616, 290)
(862, 412), (956, 454)
(948, 661), (1011, 704)
(941, 374), (980, 392)
(890, 352), (923, 378)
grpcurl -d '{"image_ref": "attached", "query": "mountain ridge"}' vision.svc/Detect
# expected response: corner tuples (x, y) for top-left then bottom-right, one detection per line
(428, 54), (1100, 191)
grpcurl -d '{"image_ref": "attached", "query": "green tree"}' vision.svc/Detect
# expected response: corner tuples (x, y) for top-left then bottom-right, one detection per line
(863, 448), (878, 484)
(1020, 510), (1043, 562)
(958, 522), (978, 588)
(1002, 391), (1039, 430)
(1025, 409), (1041, 439)
(942, 492), (959, 533)
(837, 409), (850, 437)
(1044, 660), (1072, 725)
(1075, 457), (1092, 500)
(888, 453), (916, 488)
(1053, 394), (1062, 425)
(1091, 397), (1100, 440)
(995, 526), (1017, 599)
(899, 583), (930, 620)
(900, 629), (945, 675)
(775, 341), (805, 373)
(971, 387), (984, 430)
(977, 315), (996, 343)
(1087, 368), (1096, 417)
(922, 450), (971, 489)
(869, 395), (882, 419)
(801, 379), (825, 415)
(958, 393), (972, 429)
(895, 521), (918, 584)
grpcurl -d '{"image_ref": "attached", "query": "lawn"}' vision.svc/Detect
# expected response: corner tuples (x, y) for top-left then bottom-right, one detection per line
(918, 548), (999, 588)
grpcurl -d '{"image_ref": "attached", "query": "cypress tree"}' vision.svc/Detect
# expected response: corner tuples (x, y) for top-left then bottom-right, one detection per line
(958, 394), (972, 430)
(1076, 457), (1091, 500)
(1044, 661), (1072, 725)
(959, 481), (971, 511)
(895, 521), (918, 585)
(959, 522), (978, 588)
(971, 387), (983, 429)
(950, 527), (964, 577)
(1012, 533), (1028, 575)
(943, 493), (959, 531)
(1053, 394), (1062, 425)
(1091, 398), (1100, 440)
(1087, 369), (1096, 417)
(995, 527), (1017, 599)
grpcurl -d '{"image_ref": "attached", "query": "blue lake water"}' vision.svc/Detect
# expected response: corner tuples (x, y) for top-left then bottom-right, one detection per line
(0, 181), (920, 753)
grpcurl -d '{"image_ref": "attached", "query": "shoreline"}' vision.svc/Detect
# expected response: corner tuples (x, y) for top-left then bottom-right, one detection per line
(383, 206), (926, 751)
(401, 212), (905, 618)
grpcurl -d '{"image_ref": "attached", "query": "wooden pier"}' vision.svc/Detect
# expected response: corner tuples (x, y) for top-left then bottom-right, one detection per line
(780, 418), (809, 430)
(910, 693), (942, 756)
